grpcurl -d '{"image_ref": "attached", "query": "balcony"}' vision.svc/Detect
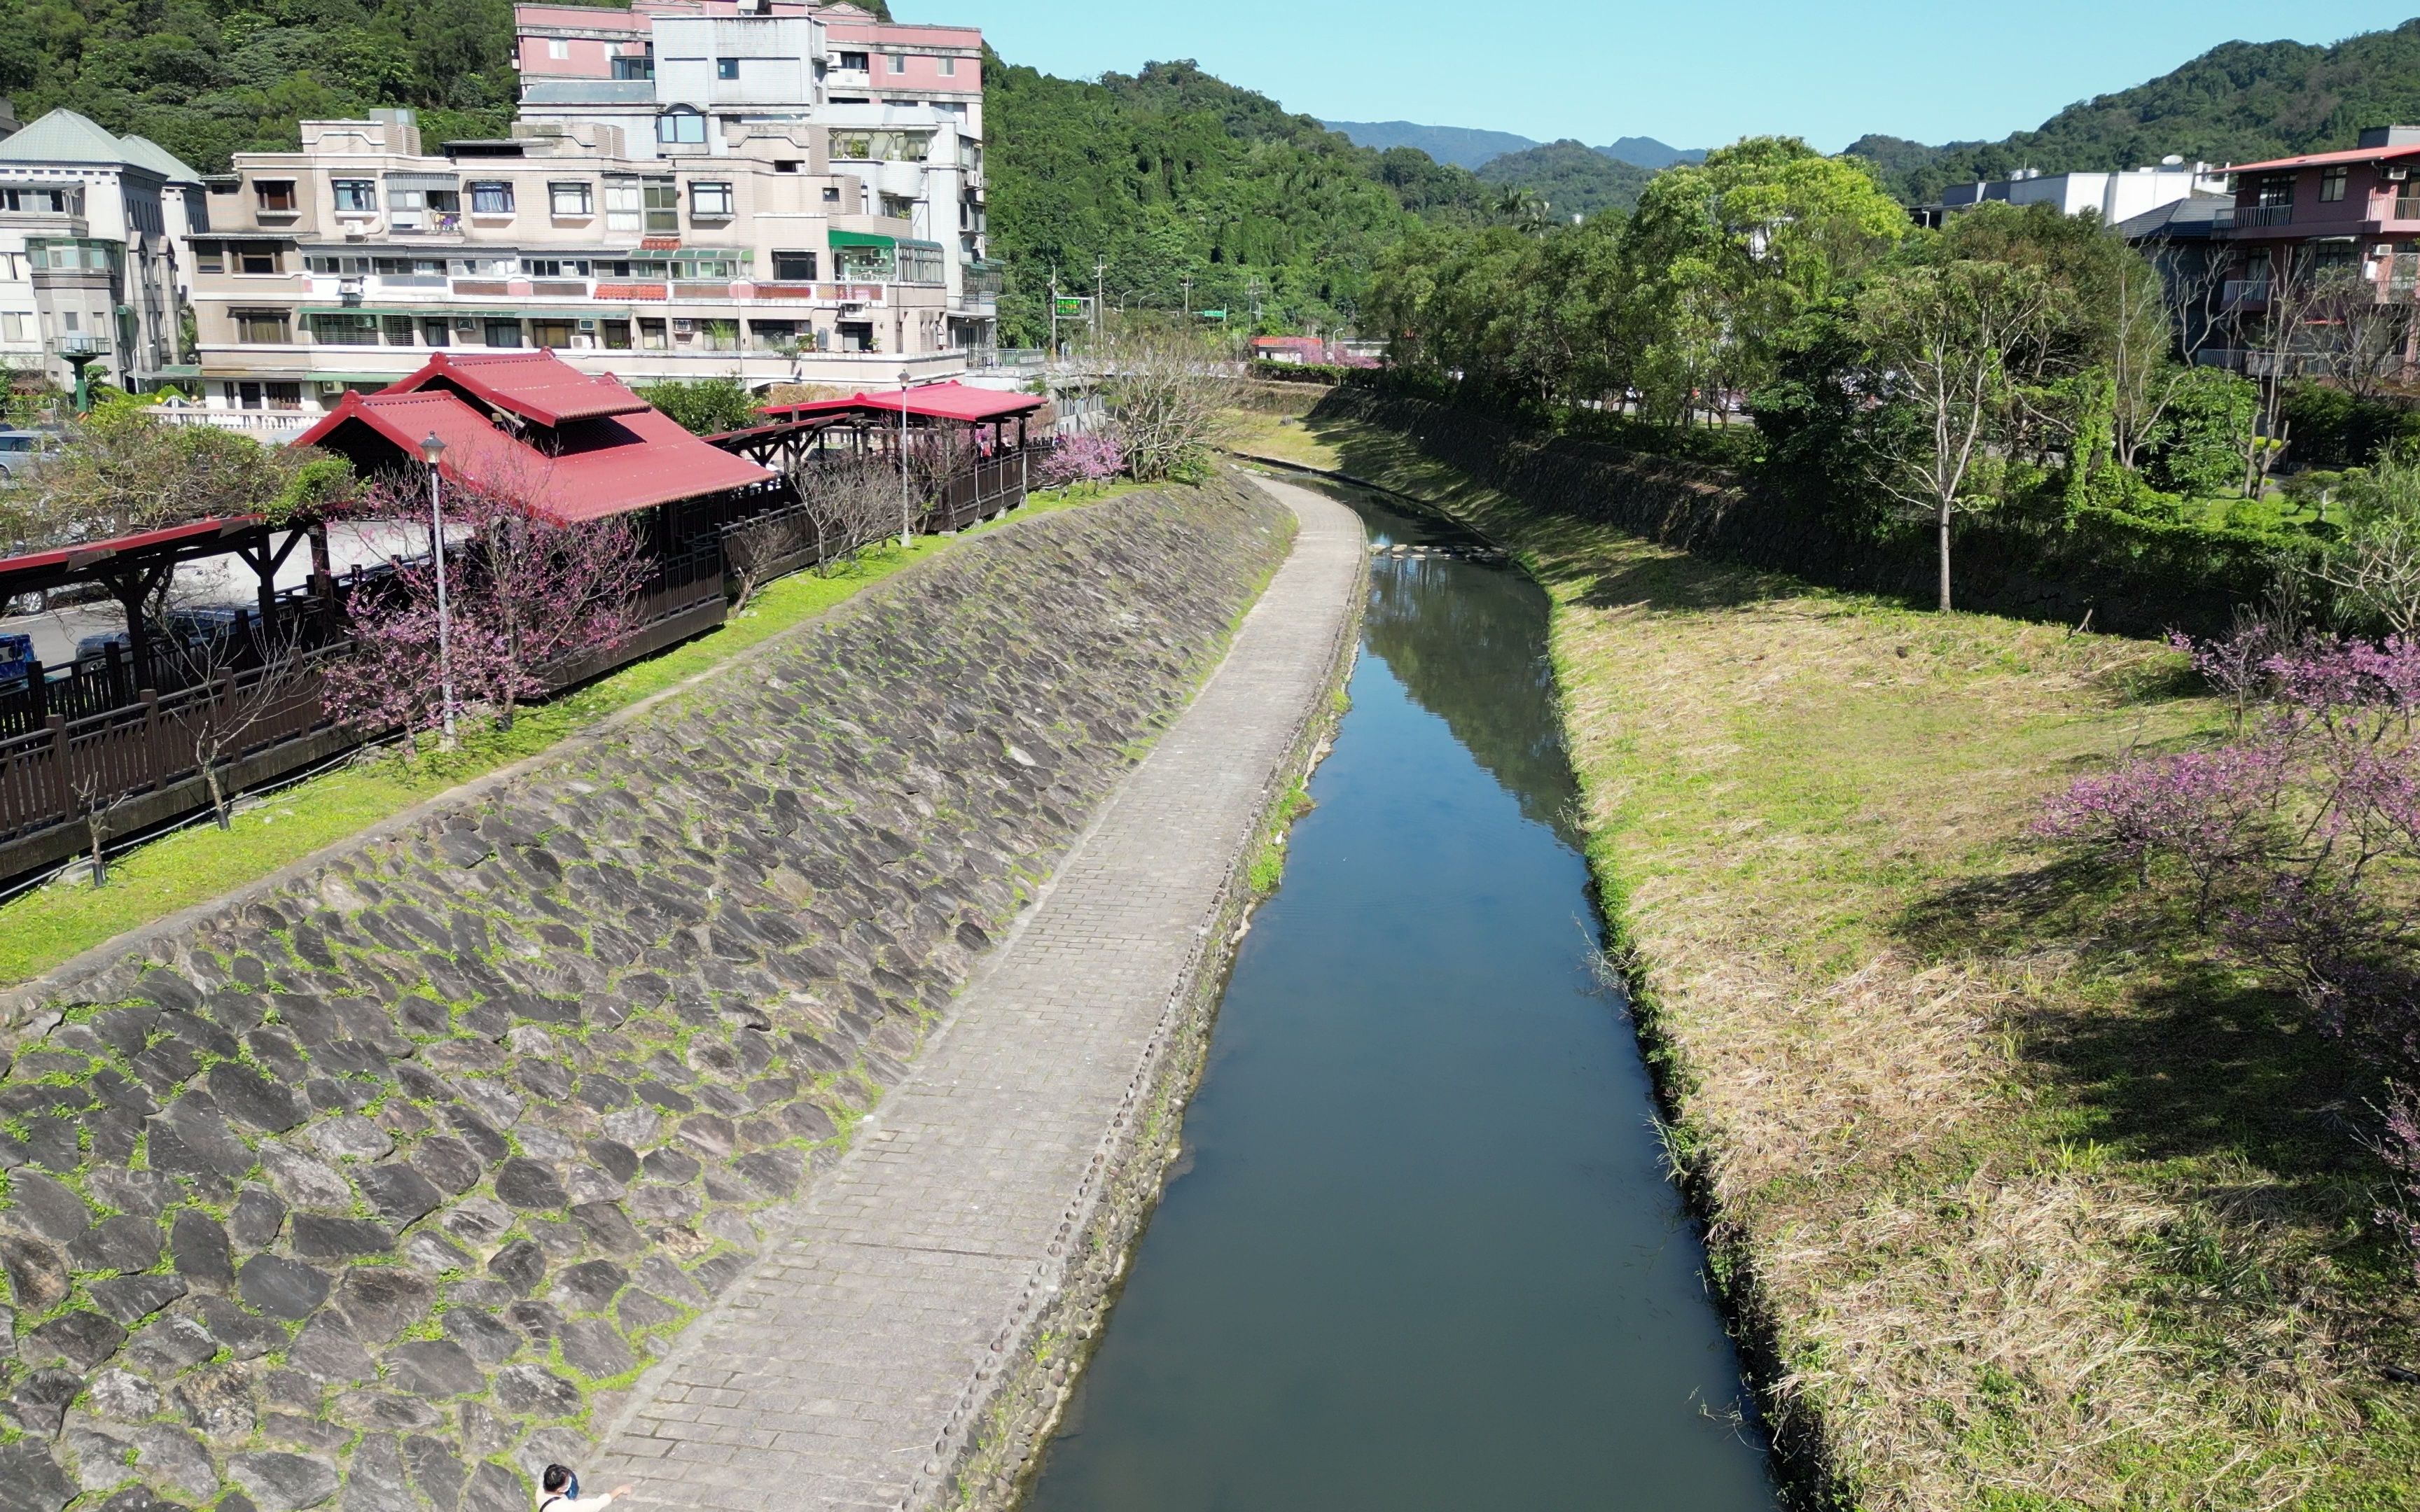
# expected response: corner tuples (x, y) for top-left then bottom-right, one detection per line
(2223, 204), (2294, 230)
(2222, 279), (2272, 310)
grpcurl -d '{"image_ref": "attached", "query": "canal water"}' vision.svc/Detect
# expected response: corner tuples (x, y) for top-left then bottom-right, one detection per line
(1020, 488), (1777, 1511)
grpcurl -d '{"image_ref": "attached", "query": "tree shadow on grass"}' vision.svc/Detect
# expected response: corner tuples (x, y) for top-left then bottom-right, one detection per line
(1898, 858), (2379, 1236)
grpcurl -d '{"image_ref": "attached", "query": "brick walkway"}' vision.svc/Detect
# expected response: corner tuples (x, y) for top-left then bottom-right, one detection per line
(593, 478), (1364, 1511)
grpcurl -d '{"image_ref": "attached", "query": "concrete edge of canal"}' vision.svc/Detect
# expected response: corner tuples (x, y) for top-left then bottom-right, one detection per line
(936, 475), (1369, 1512)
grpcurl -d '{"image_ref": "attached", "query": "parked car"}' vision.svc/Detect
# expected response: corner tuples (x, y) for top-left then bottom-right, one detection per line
(0, 429), (57, 477)
(0, 631), (30, 691)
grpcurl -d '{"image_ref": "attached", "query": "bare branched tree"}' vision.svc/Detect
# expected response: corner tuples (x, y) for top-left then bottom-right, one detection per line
(68, 769), (144, 887)
(2310, 264), (2410, 402)
(2245, 248), (2321, 496)
(781, 453), (905, 582)
(161, 607), (314, 830)
(1097, 319), (1241, 482)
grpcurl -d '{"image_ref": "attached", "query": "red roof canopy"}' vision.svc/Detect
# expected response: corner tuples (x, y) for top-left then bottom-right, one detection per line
(760, 381), (1046, 426)
(0, 517), (259, 595)
(293, 353), (774, 524)
(2227, 143), (2420, 174)
(389, 350), (652, 426)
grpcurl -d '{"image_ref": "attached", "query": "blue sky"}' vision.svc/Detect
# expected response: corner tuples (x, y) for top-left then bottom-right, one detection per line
(895, 0), (2420, 153)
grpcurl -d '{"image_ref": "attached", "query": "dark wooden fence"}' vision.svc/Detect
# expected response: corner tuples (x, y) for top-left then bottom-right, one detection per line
(0, 444), (1038, 885)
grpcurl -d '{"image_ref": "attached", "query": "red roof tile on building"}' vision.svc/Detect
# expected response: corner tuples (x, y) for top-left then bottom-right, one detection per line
(760, 381), (1046, 425)
(383, 350), (653, 426)
(292, 377), (774, 526)
(2227, 143), (2420, 174)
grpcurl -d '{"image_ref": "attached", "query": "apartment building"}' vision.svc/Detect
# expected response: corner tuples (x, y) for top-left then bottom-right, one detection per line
(189, 0), (995, 419)
(0, 109), (205, 394)
(2193, 125), (2420, 373)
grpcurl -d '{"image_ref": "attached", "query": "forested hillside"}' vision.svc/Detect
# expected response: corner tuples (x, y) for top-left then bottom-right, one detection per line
(1475, 139), (1653, 217)
(0, 0), (521, 174)
(983, 57), (1508, 344)
(1851, 17), (2420, 202)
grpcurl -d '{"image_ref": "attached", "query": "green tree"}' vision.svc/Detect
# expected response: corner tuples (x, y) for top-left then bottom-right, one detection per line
(635, 377), (762, 437)
(1855, 257), (2057, 610)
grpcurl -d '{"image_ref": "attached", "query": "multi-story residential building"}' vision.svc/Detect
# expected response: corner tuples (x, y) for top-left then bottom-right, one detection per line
(0, 109), (206, 395)
(188, 0), (996, 420)
(1913, 160), (2228, 230)
(2195, 125), (2420, 375)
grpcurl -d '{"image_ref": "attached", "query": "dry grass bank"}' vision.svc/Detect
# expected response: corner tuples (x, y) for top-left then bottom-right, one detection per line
(1229, 411), (2420, 1510)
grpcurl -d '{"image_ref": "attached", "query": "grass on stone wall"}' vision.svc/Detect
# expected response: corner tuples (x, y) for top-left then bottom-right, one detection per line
(0, 483), (1139, 990)
(1235, 409), (2420, 1511)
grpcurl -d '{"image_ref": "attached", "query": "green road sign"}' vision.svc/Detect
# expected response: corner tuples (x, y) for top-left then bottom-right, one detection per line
(1197, 309), (1228, 320)
(1052, 297), (1085, 316)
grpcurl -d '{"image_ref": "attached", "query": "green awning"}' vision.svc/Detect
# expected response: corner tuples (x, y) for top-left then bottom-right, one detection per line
(828, 230), (896, 250)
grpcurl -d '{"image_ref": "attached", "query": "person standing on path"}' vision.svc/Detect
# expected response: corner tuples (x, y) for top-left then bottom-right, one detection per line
(537, 1464), (634, 1512)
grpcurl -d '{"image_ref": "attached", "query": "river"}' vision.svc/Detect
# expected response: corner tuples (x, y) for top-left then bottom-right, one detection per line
(1018, 485), (1778, 1511)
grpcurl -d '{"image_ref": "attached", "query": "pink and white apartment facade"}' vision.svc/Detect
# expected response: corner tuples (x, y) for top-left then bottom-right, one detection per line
(188, 0), (997, 419)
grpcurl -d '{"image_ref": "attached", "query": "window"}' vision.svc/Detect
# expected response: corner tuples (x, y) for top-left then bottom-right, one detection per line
(193, 241), (223, 274)
(773, 251), (818, 281)
(837, 319), (874, 352)
(236, 380), (262, 409)
(470, 181), (515, 214)
(310, 313), (379, 345)
(482, 318), (522, 348)
(380, 314), (415, 346)
(697, 317), (738, 351)
(450, 255), (515, 276)
(887, 52), (908, 72)
(237, 246), (283, 275)
(549, 181), (594, 216)
(656, 107), (706, 146)
(716, 57), (739, 79)
(837, 50), (868, 70)
(256, 181), (297, 213)
(331, 179), (377, 212)
(644, 177), (680, 232)
(690, 181), (735, 218)
(601, 319), (632, 350)
(0, 312), (29, 342)
(60, 311), (76, 332)
(530, 319), (575, 349)
(2253, 172), (2295, 209)
(638, 318), (667, 350)
(545, 38), (569, 59)
(604, 176), (642, 233)
(749, 319), (802, 351)
(2321, 165), (2349, 203)
(422, 318), (452, 348)
(774, 160), (802, 174)
(939, 56), (955, 76)
(524, 258), (592, 278)
(822, 185), (842, 203)
(613, 49), (654, 80)
(267, 382), (302, 407)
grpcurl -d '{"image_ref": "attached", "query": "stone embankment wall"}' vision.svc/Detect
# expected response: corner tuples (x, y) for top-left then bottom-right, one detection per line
(1312, 387), (2266, 638)
(0, 479), (1295, 1512)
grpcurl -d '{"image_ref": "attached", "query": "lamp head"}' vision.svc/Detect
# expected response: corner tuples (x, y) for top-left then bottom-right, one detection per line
(419, 431), (447, 468)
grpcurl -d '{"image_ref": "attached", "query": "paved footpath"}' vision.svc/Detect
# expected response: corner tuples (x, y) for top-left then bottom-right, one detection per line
(594, 477), (1364, 1511)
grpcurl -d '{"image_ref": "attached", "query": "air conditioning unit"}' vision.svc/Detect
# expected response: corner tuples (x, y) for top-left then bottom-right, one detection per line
(2377, 244), (2397, 257)
(2391, 166), (2412, 182)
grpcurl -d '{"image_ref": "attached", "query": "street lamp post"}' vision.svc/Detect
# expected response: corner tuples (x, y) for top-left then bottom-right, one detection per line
(897, 366), (913, 548)
(419, 431), (457, 747)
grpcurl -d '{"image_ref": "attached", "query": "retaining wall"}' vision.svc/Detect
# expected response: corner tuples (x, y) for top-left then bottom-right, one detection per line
(1314, 387), (2284, 638)
(0, 477), (1294, 1512)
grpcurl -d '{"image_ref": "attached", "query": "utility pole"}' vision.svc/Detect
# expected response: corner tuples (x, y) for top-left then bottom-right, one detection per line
(1181, 275), (1192, 317)
(1093, 254), (1106, 349)
(1048, 266), (1059, 360)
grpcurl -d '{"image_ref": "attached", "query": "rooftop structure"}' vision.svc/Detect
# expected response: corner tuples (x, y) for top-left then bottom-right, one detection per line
(292, 350), (774, 522)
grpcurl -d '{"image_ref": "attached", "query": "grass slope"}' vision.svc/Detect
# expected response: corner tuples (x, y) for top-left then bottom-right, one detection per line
(1230, 410), (2420, 1509)
(0, 484), (1126, 990)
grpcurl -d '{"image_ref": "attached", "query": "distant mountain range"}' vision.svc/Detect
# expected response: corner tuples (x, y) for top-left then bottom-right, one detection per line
(1323, 120), (1707, 174)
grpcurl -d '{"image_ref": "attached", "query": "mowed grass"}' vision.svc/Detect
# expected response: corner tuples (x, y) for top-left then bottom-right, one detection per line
(1237, 407), (2420, 1510)
(0, 483), (1133, 988)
